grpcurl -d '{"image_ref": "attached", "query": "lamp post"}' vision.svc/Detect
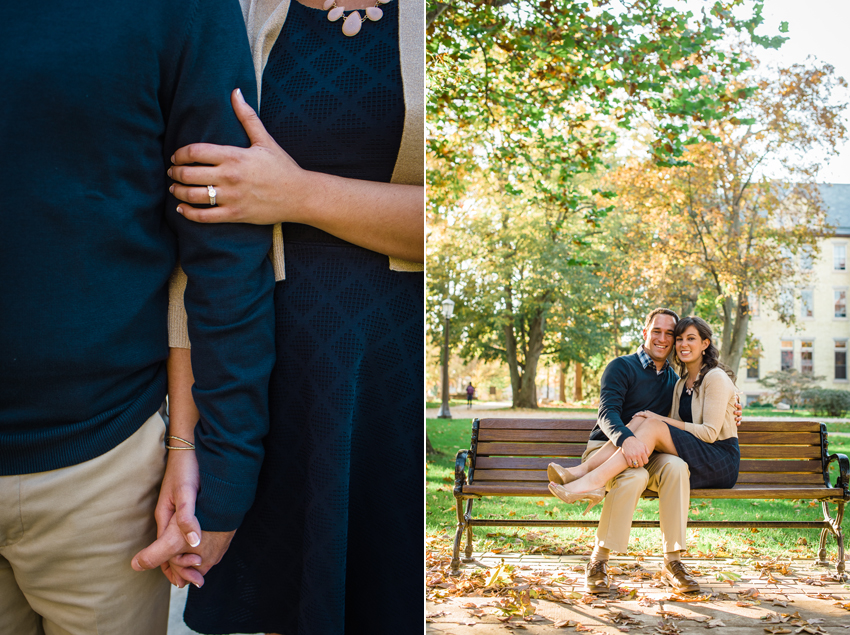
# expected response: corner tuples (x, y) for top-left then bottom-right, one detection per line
(437, 298), (455, 419)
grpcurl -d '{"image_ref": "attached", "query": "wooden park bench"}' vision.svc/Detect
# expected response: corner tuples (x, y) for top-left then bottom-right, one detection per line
(451, 418), (850, 577)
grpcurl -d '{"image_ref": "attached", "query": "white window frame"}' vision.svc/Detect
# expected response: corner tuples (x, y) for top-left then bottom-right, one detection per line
(836, 339), (848, 382)
(801, 288), (814, 319)
(835, 288), (848, 320)
(835, 243), (847, 271)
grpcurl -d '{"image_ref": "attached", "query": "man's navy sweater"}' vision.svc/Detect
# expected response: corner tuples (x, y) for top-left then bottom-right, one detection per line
(589, 352), (678, 447)
(0, 0), (275, 531)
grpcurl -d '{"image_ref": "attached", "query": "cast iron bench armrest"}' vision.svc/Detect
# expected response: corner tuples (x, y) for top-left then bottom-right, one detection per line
(454, 449), (469, 496)
(826, 453), (850, 496)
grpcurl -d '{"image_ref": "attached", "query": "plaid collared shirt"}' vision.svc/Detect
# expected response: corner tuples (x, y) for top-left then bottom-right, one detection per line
(637, 346), (670, 376)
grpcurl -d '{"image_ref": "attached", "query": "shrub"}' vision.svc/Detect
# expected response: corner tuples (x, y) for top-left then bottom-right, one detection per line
(801, 388), (850, 418)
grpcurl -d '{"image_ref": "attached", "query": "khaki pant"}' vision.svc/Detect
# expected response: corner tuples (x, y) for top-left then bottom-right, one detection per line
(0, 412), (170, 635)
(583, 439), (690, 554)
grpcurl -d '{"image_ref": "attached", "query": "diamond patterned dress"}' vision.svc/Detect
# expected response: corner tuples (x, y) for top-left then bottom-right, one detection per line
(183, 2), (422, 633)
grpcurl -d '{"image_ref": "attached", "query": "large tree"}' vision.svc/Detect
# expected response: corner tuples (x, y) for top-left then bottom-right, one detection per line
(427, 0), (787, 407)
(605, 55), (848, 373)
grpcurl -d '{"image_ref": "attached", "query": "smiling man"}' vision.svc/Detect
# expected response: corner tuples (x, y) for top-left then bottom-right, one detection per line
(549, 308), (698, 594)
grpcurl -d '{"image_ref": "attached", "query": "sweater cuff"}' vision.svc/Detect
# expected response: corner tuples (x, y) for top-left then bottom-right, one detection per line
(614, 428), (635, 447)
(195, 470), (257, 532)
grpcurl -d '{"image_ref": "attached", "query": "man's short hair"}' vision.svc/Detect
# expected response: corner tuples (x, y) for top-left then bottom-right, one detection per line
(644, 308), (680, 330)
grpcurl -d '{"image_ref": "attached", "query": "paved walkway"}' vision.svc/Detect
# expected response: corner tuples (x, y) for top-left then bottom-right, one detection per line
(428, 553), (850, 634)
(428, 403), (850, 424)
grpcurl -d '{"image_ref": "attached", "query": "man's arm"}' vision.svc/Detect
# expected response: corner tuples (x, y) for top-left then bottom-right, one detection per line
(596, 359), (650, 467)
(161, 0), (274, 532)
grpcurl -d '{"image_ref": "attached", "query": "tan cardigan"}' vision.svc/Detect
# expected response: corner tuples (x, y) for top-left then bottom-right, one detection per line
(668, 367), (738, 443)
(169, 0), (424, 348)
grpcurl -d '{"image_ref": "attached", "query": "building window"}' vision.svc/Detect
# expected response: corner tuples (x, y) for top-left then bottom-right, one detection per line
(801, 340), (813, 374)
(835, 244), (847, 271)
(801, 246), (814, 270)
(746, 353), (759, 379)
(779, 288), (794, 317)
(781, 340), (794, 371)
(836, 341), (848, 381)
(836, 290), (847, 318)
(747, 293), (760, 318)
(801, 289), (814, 318)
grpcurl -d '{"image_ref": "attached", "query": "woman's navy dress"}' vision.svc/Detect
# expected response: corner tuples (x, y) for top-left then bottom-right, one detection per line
(184, 3), (422, 633)
(666, 387), (739, 489)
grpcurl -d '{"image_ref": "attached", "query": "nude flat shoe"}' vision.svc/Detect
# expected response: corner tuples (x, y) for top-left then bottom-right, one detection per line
(548, 482), (606, 515)
(546, 462), (578, 486)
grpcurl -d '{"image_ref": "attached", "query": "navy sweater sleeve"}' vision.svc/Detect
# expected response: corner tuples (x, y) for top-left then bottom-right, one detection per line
(596, 358), (636, 448)
(162, 1), (275, 531)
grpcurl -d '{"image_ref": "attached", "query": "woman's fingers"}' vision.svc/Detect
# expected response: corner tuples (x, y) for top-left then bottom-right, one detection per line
(232, 88), (274, 147)
(168, 165), (219, 187)
(176, 203), (246, 224)
(171, 142), (236, 168)
(170, 183), (220, 207)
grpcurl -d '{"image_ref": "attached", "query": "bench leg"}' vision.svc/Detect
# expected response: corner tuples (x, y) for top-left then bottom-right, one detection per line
(817, 500), (847, 579)
(451, 497), (466, 574)
(462, 499), (475, 562)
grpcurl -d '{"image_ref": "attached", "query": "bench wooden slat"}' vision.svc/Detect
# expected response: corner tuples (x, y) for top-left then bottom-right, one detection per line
(740, 445), (822, 459)
(477, 429), (821, 445)
(476, 442), (591, 457)
(462, 482), (841, 499)
(478, 419), (596, 429)
(470, 469), (826, 485)
(474, 456), (824, 472)
(478, 430), (602, 443)
(738, 432), (820, 445)
(476, 442), (823, 459)
(477, 419), (822, 433)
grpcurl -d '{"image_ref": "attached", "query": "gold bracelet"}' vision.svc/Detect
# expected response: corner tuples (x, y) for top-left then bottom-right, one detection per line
(165, 435), (196, 450)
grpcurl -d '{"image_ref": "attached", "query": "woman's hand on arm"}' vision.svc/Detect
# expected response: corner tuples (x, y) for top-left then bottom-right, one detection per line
(169, 89), (423, 262)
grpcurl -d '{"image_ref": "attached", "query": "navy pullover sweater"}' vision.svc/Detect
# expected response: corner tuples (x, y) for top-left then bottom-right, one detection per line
(589, 352), (678, 447)
(0, 1), (275, 532)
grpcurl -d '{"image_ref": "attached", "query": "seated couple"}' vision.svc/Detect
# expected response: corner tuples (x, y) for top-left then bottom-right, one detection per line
(548, 309), (740, 594)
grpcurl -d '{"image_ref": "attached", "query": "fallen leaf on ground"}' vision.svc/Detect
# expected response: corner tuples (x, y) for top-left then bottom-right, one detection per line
(553, 619), (577, 628)
(707, 619), (726, 628)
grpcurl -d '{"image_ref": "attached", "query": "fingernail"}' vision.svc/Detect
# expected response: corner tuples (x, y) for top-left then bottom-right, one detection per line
(169, 185), (174, 193)
(171, 154), (175, 164)
(236, 88), (244, 103)
(176, 207), (183, 215)
(167, 168), (173, 178)
(192, 563), (201, 567)
(193, 583), (201, 588)
(188, 532), (200, 547)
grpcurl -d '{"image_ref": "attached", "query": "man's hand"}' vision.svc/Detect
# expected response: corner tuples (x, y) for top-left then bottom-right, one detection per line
(131, 520), (236, 588)
(620, 435), (650, 468)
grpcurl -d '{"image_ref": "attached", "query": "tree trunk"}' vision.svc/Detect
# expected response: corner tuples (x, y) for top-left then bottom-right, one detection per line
(426, 434), (441, 456)
(718, 293), (749, 377)
(515, 310), (545, 408)
(504, 321), (523, 407)
(559, 363), (566, 402)
(574, 362), (583, 401)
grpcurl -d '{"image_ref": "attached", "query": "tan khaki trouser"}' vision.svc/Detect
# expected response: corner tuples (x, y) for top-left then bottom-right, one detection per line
(583, 439), (690, 554)
(0, 412), (170, 635)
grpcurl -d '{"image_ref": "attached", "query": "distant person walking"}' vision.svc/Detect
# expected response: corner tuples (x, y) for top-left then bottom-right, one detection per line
(466, 383), (475, 408)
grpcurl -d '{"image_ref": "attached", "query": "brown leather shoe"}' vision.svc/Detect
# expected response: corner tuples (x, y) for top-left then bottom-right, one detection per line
(584, 560), (609, 594)
(662, 560), (699, 593)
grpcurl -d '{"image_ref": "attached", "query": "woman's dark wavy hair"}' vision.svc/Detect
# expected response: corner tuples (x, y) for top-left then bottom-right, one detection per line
(673, 316), (736, 395)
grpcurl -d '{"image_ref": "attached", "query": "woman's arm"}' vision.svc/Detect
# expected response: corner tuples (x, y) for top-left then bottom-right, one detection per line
(169, 89), (423, 263)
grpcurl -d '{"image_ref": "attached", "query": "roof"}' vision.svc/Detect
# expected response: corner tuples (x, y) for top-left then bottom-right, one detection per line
(819, 184), (850, 234)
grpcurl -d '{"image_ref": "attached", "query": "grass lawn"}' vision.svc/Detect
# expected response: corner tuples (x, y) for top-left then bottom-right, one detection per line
(426, 417), (850, 561)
